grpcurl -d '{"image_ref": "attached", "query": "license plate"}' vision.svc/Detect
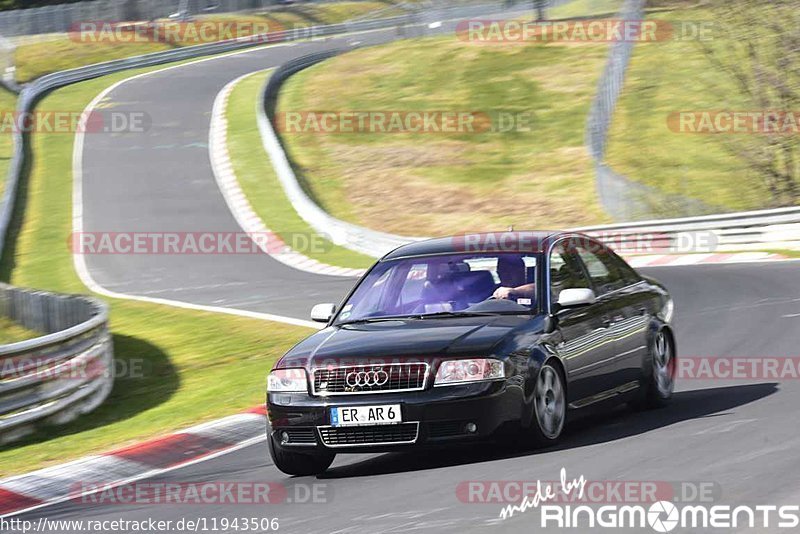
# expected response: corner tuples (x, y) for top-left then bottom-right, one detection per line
(330, 404), (402, 427)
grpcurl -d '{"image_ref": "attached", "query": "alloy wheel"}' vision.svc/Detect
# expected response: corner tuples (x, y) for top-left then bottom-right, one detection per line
(534, 365), (565, 440)
(653, 331), (674, 398)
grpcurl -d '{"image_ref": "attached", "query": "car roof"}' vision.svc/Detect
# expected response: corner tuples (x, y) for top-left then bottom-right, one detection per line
(382, 231), (589, 260)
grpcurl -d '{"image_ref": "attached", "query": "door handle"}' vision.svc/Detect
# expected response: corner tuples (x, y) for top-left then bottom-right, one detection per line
(602, 316), (612, 327)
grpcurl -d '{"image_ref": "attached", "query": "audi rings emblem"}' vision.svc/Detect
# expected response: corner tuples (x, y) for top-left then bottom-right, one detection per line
(346, 369), (390, 388)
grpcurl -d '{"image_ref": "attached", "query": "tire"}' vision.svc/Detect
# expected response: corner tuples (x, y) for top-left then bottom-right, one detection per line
(268, 433), (335, 476)
(632, 328), (675, 410)
(528, 361), (567, 446)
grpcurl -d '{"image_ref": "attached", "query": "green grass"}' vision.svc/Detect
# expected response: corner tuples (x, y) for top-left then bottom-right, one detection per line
(277, 36), (612, 236)
(226, 71), (373, 268)
(0, 317), (41, 344)
(604, 8), (769, 212)
(0, 63), (312, 477)
(15, 40), (174, 84)
(14, 2), (396, 83)
(548, 0), (624, 18)
(761, 249), (800, 260)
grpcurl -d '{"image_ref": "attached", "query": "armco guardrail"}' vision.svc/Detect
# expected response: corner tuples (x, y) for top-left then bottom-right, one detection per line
(575, 206), (800, 253)
(259, 50), (421, 258)
(0, 284), (112, 445)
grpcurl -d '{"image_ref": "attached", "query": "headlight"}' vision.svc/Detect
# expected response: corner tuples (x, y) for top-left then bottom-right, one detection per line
(268, 368), (308, 392)
(434, 358), (505, 386)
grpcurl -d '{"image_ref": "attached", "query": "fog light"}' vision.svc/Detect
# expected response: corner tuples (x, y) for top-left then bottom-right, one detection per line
(465, 422), (477, 434)
(280, 431), (290, 444)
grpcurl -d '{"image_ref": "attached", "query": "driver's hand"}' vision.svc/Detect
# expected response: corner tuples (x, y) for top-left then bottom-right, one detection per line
(493, 287), (514, 300)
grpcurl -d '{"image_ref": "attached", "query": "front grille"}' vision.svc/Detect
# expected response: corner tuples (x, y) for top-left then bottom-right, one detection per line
(282, 428), (317, 445)
(318, 423), (419, 447)
(313, 363), (428, 395)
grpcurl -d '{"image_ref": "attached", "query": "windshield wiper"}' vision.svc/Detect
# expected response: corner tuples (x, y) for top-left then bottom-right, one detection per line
(338, 316), (413, 325)
(338, 311), (497, 325)
(415, 311), (500, 319)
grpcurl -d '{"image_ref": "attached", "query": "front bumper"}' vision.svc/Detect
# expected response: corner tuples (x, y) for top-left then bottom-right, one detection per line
(267, 379), (524, 453)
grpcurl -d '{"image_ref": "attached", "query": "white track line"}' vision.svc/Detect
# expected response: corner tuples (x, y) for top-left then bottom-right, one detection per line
(1, 436), (266, 519)
(209, 71), (365, 277)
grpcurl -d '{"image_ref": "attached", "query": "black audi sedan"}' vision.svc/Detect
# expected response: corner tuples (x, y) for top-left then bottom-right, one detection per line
(267, 231), (676, 475)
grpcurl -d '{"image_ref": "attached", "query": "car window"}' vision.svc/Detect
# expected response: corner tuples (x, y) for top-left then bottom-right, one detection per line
(398, 263), (428, 304)
(574, 244), (631, 295)
(338, 253), (539, 322)
(605, 249), (642, 286)
(549, 242), (591, 306)
(340, 268), (393, 321)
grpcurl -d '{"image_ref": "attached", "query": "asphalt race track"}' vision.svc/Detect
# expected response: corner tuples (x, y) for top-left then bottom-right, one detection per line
(20, 12), (800, 534)
(21, 262), (800, 532)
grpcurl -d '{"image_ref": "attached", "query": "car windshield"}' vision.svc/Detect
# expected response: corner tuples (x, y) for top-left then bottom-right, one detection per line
(335, 253), (539, 324)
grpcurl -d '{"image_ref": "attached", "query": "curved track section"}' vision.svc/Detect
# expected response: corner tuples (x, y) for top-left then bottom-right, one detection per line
(75, 42), (355, 319)
(24, 12), (800, 534)
(74, 16), (520, 321)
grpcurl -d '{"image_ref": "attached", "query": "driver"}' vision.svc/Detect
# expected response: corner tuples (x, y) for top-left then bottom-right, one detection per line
(493, 255), (536, 300)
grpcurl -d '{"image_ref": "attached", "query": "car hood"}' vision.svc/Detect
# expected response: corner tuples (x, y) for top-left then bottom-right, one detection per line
(277, 315), (534, 369)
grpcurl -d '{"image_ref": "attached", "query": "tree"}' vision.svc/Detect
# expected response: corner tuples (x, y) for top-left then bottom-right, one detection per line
(533, 0), (546, 21)
(1, 0), (89, 10)
(700, 0), (800, 206)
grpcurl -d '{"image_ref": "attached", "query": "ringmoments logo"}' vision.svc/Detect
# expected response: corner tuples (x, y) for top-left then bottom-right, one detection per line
(648, 501), (679, 533)
(537, 502), (800, 531)
(493, 469), (800, 531)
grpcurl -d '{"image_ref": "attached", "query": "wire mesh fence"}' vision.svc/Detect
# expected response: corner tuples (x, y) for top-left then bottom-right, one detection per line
(0, 0), (498, 39)
(585, 0), (724, 221)
(0, 1), (281, 38)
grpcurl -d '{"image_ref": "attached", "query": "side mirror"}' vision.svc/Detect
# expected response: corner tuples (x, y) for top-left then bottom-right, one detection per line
(557, 288), (596, 309)
(310, 303), (336, 323)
